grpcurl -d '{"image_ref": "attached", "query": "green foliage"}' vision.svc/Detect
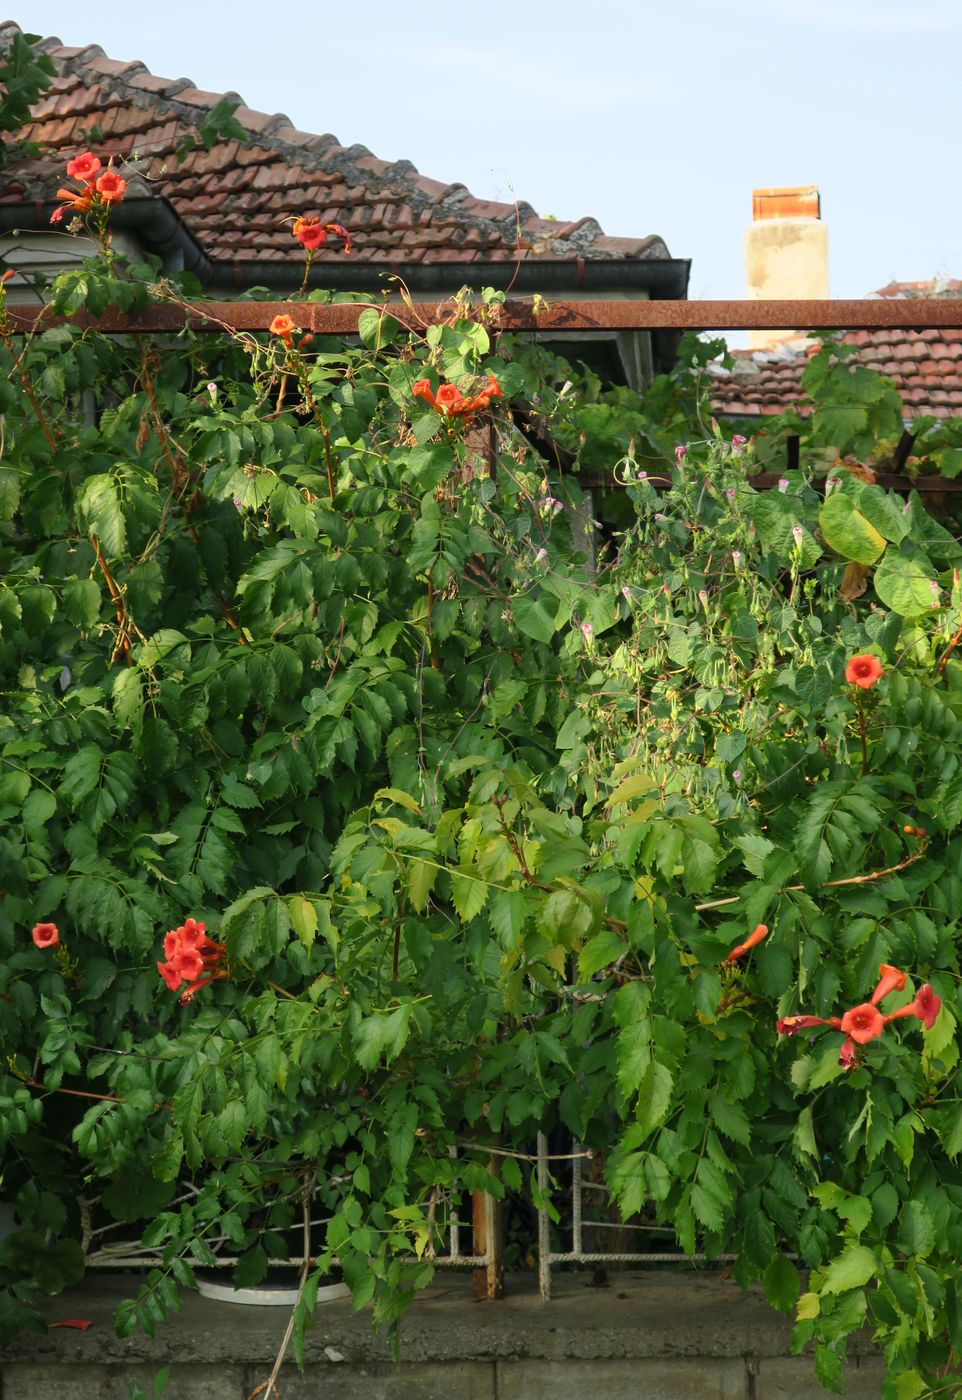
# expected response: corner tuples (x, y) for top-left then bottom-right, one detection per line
(3, 221), (962, 1400)
(0, 30), (55, 164)
(175, 98), (249, 161)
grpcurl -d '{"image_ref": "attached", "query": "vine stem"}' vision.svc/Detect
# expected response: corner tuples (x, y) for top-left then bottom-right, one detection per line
(392, 892), (407, 982)
(245, 1170), (317, 1400)
(0, 317), (59, 454)
(857, 692), (869, 776)
(19, 1074), (171, 1110)
(935, 619), (962, 679)
(694, 847), (926, 912)
(90, 532), (133, 665)
(266, 979), (299, 1002)
(493, 796), (537, 886)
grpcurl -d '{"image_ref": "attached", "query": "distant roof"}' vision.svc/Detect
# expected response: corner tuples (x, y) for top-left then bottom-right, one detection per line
(0, 21), (688, 301)
(711, 280), (962, 421)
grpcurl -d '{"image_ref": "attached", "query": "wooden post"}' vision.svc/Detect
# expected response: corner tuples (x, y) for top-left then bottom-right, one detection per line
(472, 1157), (504, 1300)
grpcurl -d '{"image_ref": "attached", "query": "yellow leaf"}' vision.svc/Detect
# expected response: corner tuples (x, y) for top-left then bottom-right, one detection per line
(288, 895), (317, 952)
(545, 944), (568, 975)
(606, 774), (658, 807)
(372, 786), (423, 816)
(796, 1291), (820, 1320)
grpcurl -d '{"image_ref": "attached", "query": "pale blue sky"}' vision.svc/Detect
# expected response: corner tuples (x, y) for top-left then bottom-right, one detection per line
(11, 0), (962, 299)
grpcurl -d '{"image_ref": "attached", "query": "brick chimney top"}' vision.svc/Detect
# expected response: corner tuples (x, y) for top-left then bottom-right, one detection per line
(744, 186), (828, 350)
(752, 186), (821, 222)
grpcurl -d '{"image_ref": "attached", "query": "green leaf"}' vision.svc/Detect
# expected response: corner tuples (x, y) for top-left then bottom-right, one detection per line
(711, 1096), (751, 1147)
(851, 483), (910, 544)
(744, 1211), (776, 1269)
(892, 1371), (927, 1400)
(220, 781), (261, 809)
(62, 577), (101, 629)
(0, 468), (21, 520)
(764, 1255), (801, 1315)
(354, 1006), (412, 1070)
(102, 1171), (175, 1223)
(450, 870), (489, 922)
(895, 1200), (935, 1259)
(691, 1182), (725, 1233)
(152, 1132), (185, 1182)
(489, 889), (528, 943)
(406, 857), (438, 913)
(940, 1101), (962, 1161)
(357, 308), (400, 351)
(635, 1062), (673, 1136)
(874, 553), (939, 618)
(821, 1243), (877, 1294)
(819, 492), (887, 564)
(578, 930), (625, 979)
(616, 1021), (651, 1098)
(513, 593), (558, 643)
(537, 888), (595, 946)
(78, 473), (126, 557)
(871, 1183), (899, 1230)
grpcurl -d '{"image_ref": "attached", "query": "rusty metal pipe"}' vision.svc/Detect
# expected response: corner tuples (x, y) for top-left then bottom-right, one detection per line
(7, 298), (962, 335)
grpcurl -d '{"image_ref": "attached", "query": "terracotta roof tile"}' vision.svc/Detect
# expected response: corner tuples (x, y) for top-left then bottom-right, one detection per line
(712, 281), (962, 422)
(123, 71), (193, 96)
(0, 23), (678, 284)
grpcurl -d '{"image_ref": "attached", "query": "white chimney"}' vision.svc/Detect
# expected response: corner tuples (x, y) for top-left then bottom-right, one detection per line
(744, 186), (828, 350)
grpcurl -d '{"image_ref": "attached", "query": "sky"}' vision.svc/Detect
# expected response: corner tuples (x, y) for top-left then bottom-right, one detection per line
(10, 0), (962, 302)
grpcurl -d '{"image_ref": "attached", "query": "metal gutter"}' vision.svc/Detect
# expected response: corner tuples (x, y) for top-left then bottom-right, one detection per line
(0, 197), (211, 278)
(203, 256), (692, 301)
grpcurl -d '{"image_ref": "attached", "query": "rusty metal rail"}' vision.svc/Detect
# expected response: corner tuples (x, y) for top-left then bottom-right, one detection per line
(7, 296), (962, 335)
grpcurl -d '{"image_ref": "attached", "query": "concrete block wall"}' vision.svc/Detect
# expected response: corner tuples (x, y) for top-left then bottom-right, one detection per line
(0, 1272), (885, 1399)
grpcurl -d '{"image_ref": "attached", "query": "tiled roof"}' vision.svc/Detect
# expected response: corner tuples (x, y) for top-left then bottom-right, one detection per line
(0, 21), (674, 279)
(711, 280), (962, 421)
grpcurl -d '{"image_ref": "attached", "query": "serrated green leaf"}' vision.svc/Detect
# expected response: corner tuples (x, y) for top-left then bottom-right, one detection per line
(635, 1061), (673, 1136)
(711, 1096), (751, 1146)
(450, 870), (489, 922)
(764, 1254), (801, 1315)
(744, 1210), (776, 1269)
(895, 1200), (935, 1259)
(406, 857), (438, 913)
(578, 929), (625, 979)
(821, 1243), (876, 1294)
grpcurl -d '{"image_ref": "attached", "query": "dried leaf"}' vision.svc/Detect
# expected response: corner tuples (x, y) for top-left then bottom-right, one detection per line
(840, 561), (870, 601)
(836, 455), (877, 484)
